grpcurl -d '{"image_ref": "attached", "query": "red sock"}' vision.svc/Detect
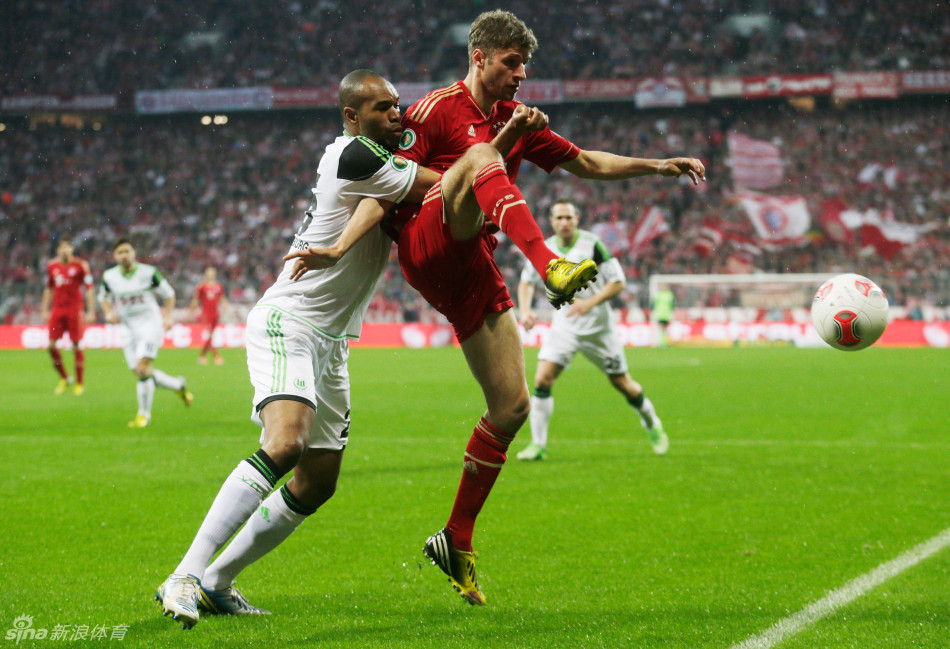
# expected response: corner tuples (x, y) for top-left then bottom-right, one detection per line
(202, 338), (214, 356)
(74, 349), (85, 384)
(49, 348), (68, 379)
(445, 417), (515, 552)
(472, 163), (556, 279)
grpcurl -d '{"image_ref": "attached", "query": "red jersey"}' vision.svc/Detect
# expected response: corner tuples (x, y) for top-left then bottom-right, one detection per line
(394, 81), (579, 227)
(47, 258), (92, 312)
(195, 281), (225, 320)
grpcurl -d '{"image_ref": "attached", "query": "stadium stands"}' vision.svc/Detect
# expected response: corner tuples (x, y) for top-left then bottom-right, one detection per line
(1, 2), (948, 325)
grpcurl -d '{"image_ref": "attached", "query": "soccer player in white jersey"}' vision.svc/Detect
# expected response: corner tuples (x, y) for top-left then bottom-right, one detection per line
(516, 199), (669, 461)
(156, 70), (442, 629)
(98, 238), (192, 428)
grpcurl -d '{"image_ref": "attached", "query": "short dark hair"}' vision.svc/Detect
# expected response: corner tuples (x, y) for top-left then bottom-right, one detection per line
(468, 10), (538, 60)
(112, 237), (132, 250)
(550, 198), (579, 216)
(338, 69), (385, 116)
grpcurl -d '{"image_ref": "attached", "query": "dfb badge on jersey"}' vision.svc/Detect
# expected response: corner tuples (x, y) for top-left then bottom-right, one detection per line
(398, 128), (416, 151)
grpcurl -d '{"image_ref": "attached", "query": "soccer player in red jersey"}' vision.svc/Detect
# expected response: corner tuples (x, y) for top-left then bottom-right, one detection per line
(389, 10), (704, 605)
(41, 240), (95, 395)
(188, 266), (234, 365)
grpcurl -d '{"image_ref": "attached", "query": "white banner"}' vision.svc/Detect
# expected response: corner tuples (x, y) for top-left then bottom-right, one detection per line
(728, 132), (784, 189)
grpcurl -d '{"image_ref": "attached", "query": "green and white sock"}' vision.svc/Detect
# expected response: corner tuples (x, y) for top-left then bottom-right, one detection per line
(152, 368), (184, 391)
(136, 376), (155, 417)
(175, 450), (282, 579)
(530, 388), (553, 449)
(203, 484), (313, 591)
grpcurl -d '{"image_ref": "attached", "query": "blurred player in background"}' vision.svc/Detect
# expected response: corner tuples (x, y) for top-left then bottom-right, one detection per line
(517, 199), (669, 461)
(98, 238), (192, 428)
(42, 239), (95, 395)
(652, 284), (675, 347)
(395, 9), (703, 605)
(188, 266), (235, 365)
(156, 70), (440, 629)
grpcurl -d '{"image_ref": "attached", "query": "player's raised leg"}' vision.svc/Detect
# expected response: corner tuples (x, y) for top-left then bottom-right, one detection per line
(440, 143), (597, 307)
(424, 310), (529, 605)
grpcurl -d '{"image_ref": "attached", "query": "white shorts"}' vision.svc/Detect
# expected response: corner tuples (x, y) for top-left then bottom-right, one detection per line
(122, 320), (164, 369)
(246, 306), (351, 450)
(537, 326), (628, 376)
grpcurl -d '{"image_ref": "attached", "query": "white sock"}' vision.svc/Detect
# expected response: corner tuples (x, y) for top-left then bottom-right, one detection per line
(203, 486), (309, 591)
(152, 369), (184, 391)
(136, 377), (155, 417)
(175, 460), (276, 579)
(530, 394), (553, 448)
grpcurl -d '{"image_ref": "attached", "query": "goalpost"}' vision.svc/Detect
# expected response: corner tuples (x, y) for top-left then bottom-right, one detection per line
(647, 273), (835, 321)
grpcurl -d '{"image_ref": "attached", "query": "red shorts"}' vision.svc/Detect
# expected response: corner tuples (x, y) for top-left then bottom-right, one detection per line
(200, 313), (220, 329)
(49, 309), (83, 344)
(397, 184), (513, 342)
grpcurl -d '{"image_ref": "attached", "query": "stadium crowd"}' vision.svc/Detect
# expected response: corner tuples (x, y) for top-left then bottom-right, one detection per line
(2, 97), (948, 325)
(5, 0), (950, 96)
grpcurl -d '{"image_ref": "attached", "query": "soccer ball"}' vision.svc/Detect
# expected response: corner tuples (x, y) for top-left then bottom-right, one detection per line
(811, 273), (889, 351)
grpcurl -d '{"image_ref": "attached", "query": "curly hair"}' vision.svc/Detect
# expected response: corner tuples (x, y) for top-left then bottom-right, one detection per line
(468, 10), (538, 60)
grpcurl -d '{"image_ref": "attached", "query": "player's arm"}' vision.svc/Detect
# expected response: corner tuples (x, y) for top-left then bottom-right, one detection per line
(41, 287), (52, 321)
(219, 292), (237, 321)
(567, 279), (624, 317)
(97, 281), (119, 324)
(403, 166), (441, 204)
(162, 295), (175, 330)
(187, 287), (200, 321)
(517, 280), (538, 331)
(151, 270), (176, 329)
(559, 150), (706, 184)
(284, 197), (391, 280)
(491, 105), (549, 157)
(81, 261), (96, 321)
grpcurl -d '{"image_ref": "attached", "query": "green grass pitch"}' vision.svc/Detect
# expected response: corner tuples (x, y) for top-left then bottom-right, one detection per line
(1, 346), (947, 648)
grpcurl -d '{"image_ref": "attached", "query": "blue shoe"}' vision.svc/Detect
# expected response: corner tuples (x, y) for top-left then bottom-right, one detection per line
(197, 584), (271, 616)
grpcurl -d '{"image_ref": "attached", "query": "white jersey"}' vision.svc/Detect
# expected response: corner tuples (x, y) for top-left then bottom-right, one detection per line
(98, 263), (174, 325)
(255, 133), (418, 340)
(521, 229), (625, 336)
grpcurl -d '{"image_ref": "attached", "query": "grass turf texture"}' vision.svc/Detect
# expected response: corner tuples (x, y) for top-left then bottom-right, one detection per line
(0, 346), (947, 649)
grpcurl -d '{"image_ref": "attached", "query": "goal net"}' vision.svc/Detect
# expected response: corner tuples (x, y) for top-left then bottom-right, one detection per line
(640, 273), (836, 347)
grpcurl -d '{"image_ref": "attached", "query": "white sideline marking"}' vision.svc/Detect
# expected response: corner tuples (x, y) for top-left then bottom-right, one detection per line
(730, 526), (950, 649)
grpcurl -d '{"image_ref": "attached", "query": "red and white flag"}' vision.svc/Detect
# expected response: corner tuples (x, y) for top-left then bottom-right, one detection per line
(728, 132), (784, 189)
(590, 221), (629, 256)
(628, 205), (670, 252)
(819, 197), (854, 244)
(737, 191), (811, 244)
(693, 219), (724, 257)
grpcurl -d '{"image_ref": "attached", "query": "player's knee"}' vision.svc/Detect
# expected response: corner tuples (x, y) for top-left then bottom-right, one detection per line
(467, 142), (501, 167)
(264, 432), (309, 473)
(508, 391), (531, 429)
(534, 375), (555, 392)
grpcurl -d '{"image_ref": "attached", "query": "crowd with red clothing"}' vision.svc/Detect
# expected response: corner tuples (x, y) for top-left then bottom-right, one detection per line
(5, 0), (948, 96)
(2, 98), (948, 328)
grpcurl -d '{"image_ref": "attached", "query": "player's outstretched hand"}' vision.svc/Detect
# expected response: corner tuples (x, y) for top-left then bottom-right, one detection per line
(509, 104), (548, 133)
(283, 247), (342, 281)
(658, 157), (706, 185)
(521, 310), (538, 331)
